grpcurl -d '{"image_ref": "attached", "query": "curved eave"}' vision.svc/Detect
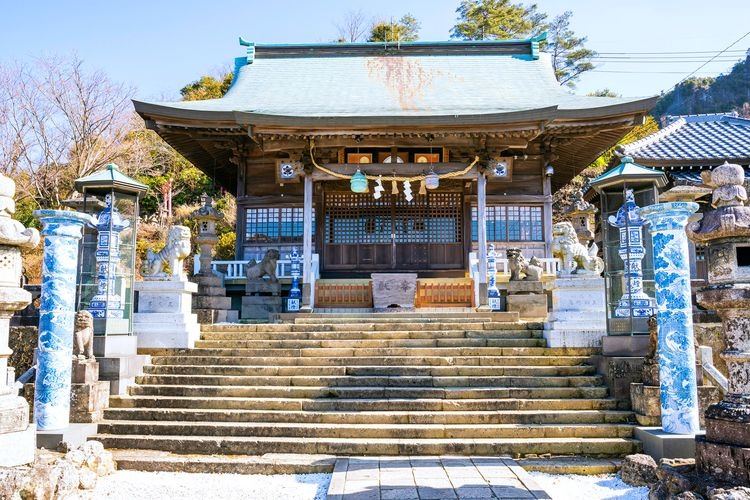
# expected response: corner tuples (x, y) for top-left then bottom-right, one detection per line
(134, 96), (658, 129)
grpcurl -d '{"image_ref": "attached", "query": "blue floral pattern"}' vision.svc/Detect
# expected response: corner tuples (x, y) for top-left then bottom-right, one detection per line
(639, 202), (701, 435)
(32, 210), (91, 430)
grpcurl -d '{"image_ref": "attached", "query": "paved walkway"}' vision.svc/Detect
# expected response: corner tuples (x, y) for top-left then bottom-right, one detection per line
(327, 456), (552, 500)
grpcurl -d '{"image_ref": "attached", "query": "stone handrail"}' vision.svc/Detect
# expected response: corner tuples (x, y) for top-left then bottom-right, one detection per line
(698, 345), (728, 393)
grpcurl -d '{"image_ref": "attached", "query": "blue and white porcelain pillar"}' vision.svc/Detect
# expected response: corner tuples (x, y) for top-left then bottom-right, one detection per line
(33, 210), (93, 430)
(638, 201), (700, 434)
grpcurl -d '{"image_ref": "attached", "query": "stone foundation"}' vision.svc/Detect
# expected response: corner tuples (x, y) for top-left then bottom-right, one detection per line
(192, 274), (237, 324)
(506, 293), (547, 320)
(242, 281), (282, 321)
(543, 276), (606, 347)
(631, 383), (722, 427)
(134, 279), (200, 349)
(696, 435), (750, 485)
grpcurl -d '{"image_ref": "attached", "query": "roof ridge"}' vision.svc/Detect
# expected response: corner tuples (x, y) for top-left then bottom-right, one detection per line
(664, 111), (739, 123)
(623, 117), (687, 154)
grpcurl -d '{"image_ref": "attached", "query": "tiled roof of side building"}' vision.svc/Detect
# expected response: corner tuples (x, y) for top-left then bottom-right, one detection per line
(623, 112), (750, 162)
(133, 38), (656, 122)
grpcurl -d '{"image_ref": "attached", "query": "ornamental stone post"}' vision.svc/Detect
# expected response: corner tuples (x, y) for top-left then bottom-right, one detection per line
(609, 189), (656, 318)
(0, 172), (40, 466)
(687, 162), (750, 485)
(33, 209), (93, 430)
(638, 201), (701, 435)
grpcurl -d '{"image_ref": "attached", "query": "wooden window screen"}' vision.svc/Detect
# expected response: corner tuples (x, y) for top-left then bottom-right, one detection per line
(246, 207), (313, 243)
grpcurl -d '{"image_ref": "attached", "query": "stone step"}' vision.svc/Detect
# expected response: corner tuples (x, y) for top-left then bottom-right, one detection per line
(127, 384), (609, 400)
(287, 312), (517, 320)
(94, 434), (640, 456)
(199, 330), (543, 341)
(192, 338), (547, 349)
(103, 408), (634, 425)
(146, 347), (598, 358)
(110, 449), (337, 475)
(134, 374), (603, 388)
(201, 322), (541, 333)
(97, 421), (635, 440)
(109, 396), (621, 411)
(142, 364), (597, 377)
(148, 355), (593, 367)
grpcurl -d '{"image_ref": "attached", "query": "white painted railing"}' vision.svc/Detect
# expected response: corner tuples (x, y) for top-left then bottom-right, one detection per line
(468, 252), (561, 277)
(205, 254), (321, 281)
(698, 345), (728, 393)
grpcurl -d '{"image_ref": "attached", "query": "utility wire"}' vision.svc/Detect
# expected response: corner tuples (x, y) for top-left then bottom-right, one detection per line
(668, 31), (750, 92)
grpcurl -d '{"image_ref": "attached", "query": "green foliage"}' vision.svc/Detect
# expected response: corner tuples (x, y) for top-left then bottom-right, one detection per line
(369, 14), (421, 42)
(588, 89), (620, 98)
(541, 11), (595, 87)
(215, 231), (236, 260)
(451, 1), (595, 87)
(180, 73), (233, 101)
(451, 0), (532, 40)
(652, 55), (750, 119)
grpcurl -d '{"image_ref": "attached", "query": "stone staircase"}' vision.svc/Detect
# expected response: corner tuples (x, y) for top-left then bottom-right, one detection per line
(94, 312), (640, 458)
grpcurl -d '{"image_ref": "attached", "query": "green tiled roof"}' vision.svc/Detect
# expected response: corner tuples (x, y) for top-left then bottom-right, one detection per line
(589, 156), (668, 191)
(134, 39), (655, 121)
(74, 163), (148, 195)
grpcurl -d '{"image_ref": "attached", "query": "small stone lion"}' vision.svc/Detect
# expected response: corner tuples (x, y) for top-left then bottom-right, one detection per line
(507, 248), (543, 281)
(74, 310), (95, 360)
(551, 221), (604, 275)
(245, 249), (280, 282)
(144, 225), (192, 279)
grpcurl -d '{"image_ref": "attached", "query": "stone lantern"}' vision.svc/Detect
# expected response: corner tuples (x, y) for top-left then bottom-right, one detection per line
(0, 172), (40, 466)
(687, 162), (750, 485)
(564, 188), (597, 246)
(191, 195), (235, 324)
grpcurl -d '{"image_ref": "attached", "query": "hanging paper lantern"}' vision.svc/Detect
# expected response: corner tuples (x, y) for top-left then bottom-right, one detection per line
(350, 169), (368, 193)
(425, 171), (439, 190)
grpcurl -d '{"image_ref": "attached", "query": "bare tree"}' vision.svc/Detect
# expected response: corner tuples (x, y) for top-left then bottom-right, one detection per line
(0, 55), (135, 208)
(334, 10), (371, 43)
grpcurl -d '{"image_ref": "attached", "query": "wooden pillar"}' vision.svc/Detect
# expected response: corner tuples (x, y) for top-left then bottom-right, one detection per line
(543, 169), (553, 257)
(476, 171), (489, 308)
(301, 174), (314, 311)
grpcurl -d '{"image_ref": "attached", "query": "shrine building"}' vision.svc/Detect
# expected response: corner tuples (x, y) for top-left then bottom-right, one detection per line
(134, 36), (657, 309)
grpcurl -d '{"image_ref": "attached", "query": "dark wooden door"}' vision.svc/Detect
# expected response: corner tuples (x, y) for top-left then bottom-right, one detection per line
(323, 191), (464, 272)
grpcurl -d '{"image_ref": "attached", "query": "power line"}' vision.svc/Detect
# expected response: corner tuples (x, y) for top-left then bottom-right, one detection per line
(668, 31), (750, 92)
(591, 70), (718, 75)
(596, 49), (746, 55)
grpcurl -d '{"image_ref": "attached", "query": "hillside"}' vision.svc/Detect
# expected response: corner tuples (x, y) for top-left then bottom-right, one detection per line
(651, 52), (750, 119)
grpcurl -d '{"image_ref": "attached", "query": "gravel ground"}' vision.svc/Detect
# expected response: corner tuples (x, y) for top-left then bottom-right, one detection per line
(92, 470), (331, 500)
(530, 472), (649, 500)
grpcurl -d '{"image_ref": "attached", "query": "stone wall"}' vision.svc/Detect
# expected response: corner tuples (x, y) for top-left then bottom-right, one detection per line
(694, 322), (727, 376)
(9, 326), (37, 379)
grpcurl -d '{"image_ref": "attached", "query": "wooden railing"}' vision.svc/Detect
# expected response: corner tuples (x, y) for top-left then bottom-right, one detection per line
(416, 279), (473, 308)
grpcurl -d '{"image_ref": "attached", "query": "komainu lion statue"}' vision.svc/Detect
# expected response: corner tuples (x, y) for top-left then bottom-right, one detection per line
(551, 221), (604, 275)
(73, 310), (95, 360)
(144, 225), (192, 279)
(506, 248), (543, 281)
(245, 249), (280, 282)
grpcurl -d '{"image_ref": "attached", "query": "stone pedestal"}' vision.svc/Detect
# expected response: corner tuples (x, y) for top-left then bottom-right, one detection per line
(192, 274), (237, 323)
(134, 278), (200, 349)
(69, 359), (109, 423)
(242, 281), (282, 321)
(543, 276), (606, 347)
(371, 273), (417, 309)
(505, 281), (546, 320)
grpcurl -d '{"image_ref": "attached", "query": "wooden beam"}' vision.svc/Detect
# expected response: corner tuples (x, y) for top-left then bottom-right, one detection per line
(465, 194), (552, 204)
(237, 195), (305, 205)
(310, 163), (478, 181)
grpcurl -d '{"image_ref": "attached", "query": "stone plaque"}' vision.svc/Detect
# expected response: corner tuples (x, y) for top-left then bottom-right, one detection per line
(371, 273), (417, 309)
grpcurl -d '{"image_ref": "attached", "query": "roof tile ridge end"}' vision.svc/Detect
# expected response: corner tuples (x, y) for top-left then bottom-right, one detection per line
(623, 117), (687, 154)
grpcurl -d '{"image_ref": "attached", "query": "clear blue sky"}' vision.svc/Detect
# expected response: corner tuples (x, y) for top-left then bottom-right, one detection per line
(1, 0), (748, 101)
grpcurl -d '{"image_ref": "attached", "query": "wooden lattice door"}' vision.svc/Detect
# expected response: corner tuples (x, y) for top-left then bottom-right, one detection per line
(323, 191), (463, 271)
